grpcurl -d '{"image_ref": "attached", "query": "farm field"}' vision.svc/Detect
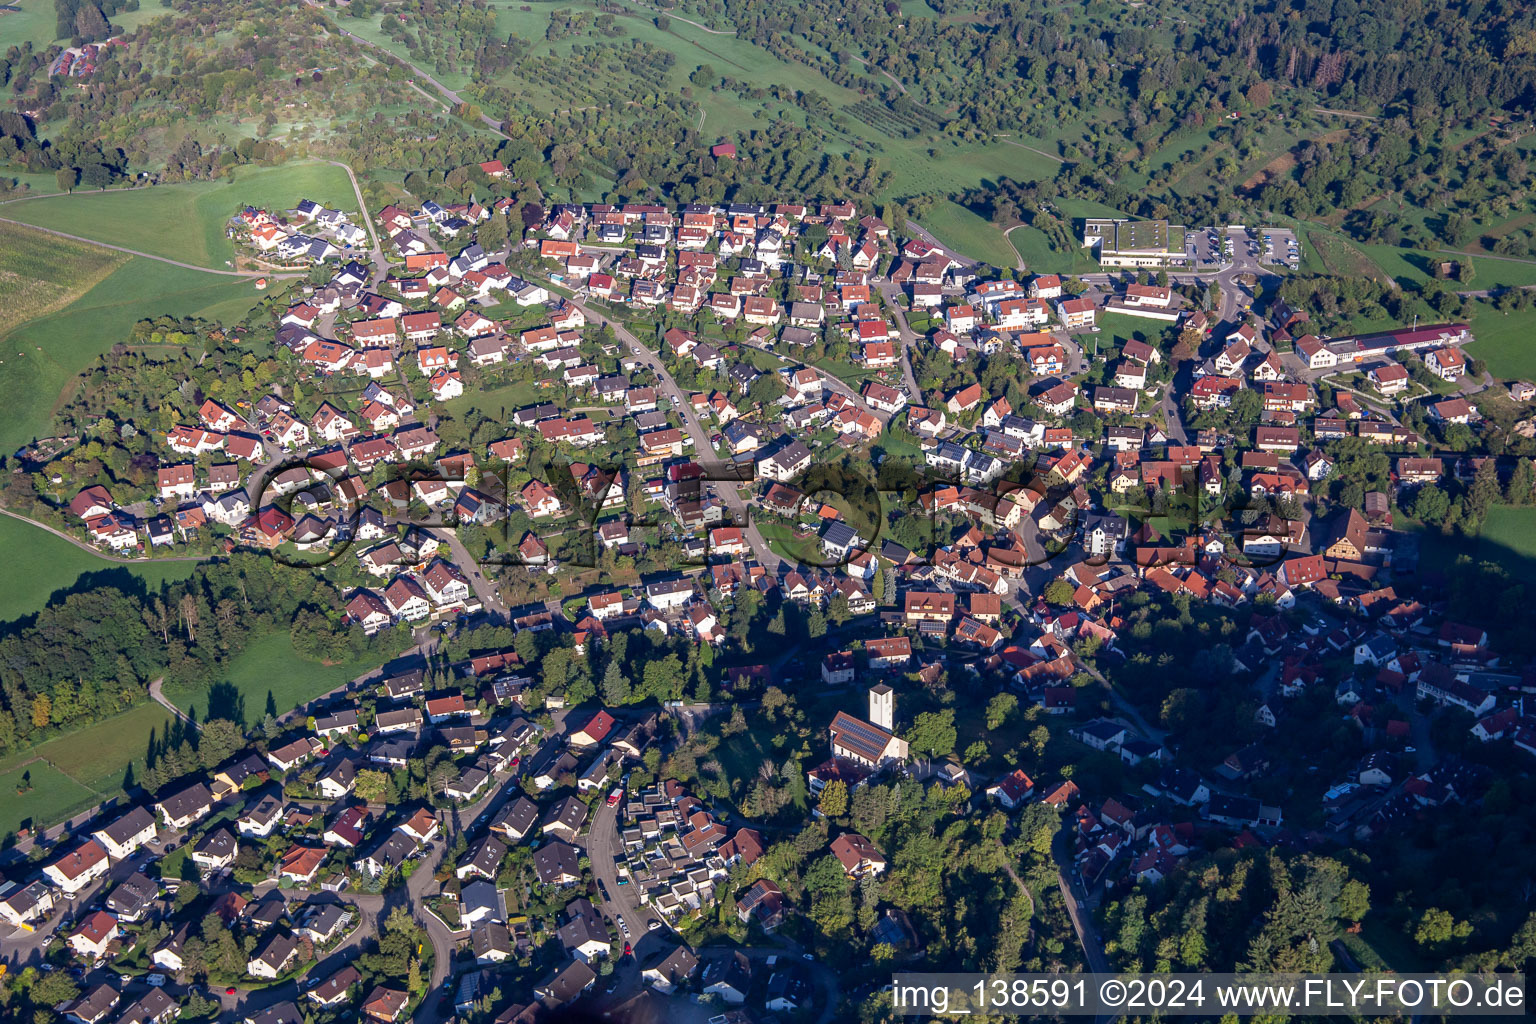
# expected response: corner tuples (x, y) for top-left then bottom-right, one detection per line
(1463, 303), (1536, 380)
(0, 702), (180, 837)
(3, 162), (357, 268)
(159, 632), (382, 724)
(0, 220), (127, 342)
(0, 255), (263, 461)
(0, 515), (201, 625)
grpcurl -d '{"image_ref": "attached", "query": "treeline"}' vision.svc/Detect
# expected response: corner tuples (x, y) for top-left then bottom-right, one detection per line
(0, 554), (373, 757)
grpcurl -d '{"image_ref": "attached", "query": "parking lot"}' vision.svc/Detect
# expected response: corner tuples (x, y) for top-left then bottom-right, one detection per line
(1260, 226), (1300, 269)
(1186, 228), (1220, 267)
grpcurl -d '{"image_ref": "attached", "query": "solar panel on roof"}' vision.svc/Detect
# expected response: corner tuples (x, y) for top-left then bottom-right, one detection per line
(831, 712), (892, 759)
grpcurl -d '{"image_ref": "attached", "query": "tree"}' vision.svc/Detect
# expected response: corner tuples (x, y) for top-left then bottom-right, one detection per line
(601, 660), (631, 705)
(819, 779), (848, 816)
(56, 167), (77, 193)
(1336, 879), (1370, 923)
(197, 718), (244, 770)
(478, 213), (508, 255)
(985, 693), (1017, 730)
(1468, 458), (1502, 525)
(355, 769), (391, 804)
(31, 970), (81, 1008)
(1506, 458), (1534, 504)
(407, 956), (423, 995)
(1410, 483), (1450, 524)
(30, 694), (50, 729)
(907, 710), (957, 757)
(1415, 907), (1467, 949)
(748, 373), (786, 407)
(1043, 579), (1075, 605)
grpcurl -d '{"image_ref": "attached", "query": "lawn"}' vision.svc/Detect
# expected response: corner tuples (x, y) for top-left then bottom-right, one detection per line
(0, 702), (181, 836)
(1464, 302), (1536, 380)
(1096, 312), (1175, 354)
(755, 520), (825, 565)
(441, 379), (542, 424)
(0, 256), (263, 458)
(0, 515), (200, 624)
(159, 632), (384, 724)
(4, 162), (357, 268)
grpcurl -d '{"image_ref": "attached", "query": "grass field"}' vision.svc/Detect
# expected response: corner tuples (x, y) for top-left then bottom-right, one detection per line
(1354, 242), (1536, 291)
(4, 163), (357, 268)
(0, 256), (263, 458)
(1007, 223), (1096, 276)
(1464, 303), (1536, 380)
(919, 201), (1016, 268)
(159, 632), (381, 723)
(1472, 505), (1536, 571)
(0, 702), (180, 835)
(0, 0), (60, 48)
(0, 1), (168, 48)
(0, 516), (200, 624)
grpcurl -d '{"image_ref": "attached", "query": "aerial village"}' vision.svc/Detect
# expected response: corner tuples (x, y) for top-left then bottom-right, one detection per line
(8, 163), (1536, 1023)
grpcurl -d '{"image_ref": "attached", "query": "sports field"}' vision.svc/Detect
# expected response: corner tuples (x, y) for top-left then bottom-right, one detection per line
(4, 162), (357, 268)
(0, 702), (180, 836)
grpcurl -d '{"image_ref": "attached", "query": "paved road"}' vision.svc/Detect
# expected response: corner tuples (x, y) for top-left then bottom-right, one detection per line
(876, 280), (926, 407)
(582, 794), (659, 940)
(148, 677), (191, 724)
(428, 527), (506, 620)
(325, 159), (389, 284)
